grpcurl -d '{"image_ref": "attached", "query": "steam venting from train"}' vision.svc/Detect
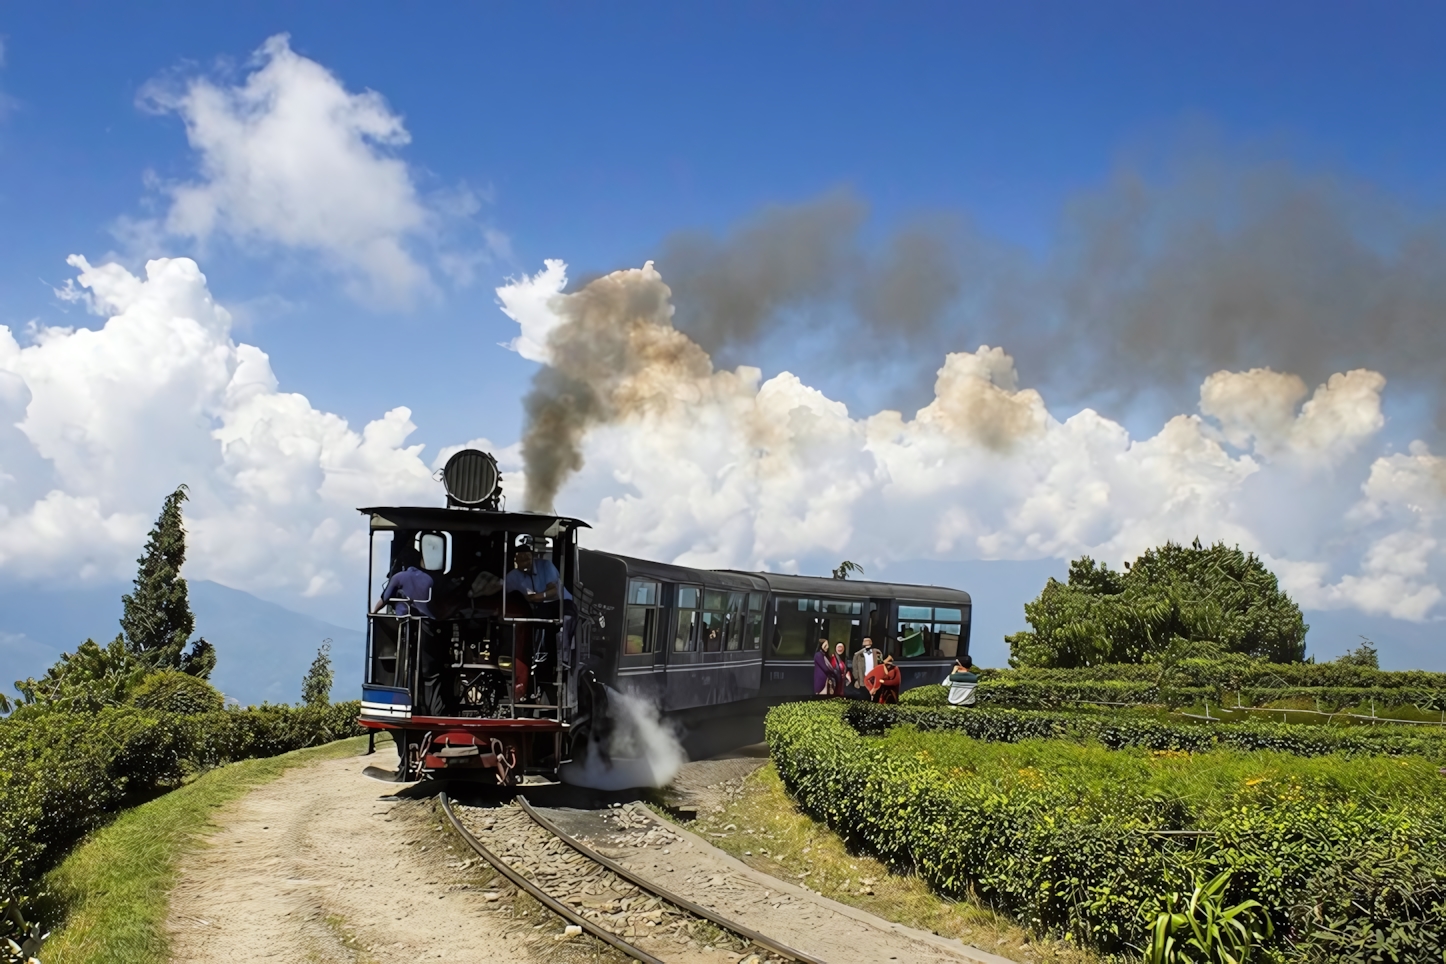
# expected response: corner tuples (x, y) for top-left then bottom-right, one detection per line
(560, 687), (686, 791)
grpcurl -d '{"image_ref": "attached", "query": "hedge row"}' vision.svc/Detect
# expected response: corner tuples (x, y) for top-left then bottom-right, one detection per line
(766, 700), (1446, 960)
(981, 659), (1446, 691)
(923, 678), (1214, 709)
(848, 701), (1446, 762)
(904, 678), (1446, 713)
(0, 701), (362, 891)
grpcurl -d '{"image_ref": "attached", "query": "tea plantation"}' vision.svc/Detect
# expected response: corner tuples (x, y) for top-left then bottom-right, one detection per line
(767, 543), (1446, 961)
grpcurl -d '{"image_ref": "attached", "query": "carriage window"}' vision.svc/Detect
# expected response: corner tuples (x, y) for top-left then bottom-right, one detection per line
(745, 593), (764, 650)
(724, 592), (748, 651)
(625, 578), (659, 655)
(701, 590), (729, 652)
(674, 586), (700, 652)
(897, 602), (966, 659)
(772, 597), (862, 657)
(772, 597), (812, 657)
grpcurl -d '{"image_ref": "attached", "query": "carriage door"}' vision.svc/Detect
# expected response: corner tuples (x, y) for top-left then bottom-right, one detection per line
(869, 599), (893, 658)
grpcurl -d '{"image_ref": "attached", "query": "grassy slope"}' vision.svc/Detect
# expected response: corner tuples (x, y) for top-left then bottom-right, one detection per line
(40, 735), (376, 964)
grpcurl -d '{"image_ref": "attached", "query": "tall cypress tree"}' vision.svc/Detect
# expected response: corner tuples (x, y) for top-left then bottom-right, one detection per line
(120, 485), (211, 676)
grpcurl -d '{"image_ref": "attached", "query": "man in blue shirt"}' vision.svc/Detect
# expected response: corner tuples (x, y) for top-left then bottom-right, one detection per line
(374, 554), (434, 618)
(373, 548), (444, 716)
(506, 542), (575, 696)
(504, 542), (572, 604)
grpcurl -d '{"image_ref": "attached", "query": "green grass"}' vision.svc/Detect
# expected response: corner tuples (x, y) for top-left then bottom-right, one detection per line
(39, 734), (375, 964)
(877, 724), (1442, 822)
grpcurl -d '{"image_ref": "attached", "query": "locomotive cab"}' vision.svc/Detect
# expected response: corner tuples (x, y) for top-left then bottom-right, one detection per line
(357, 450), (591, 784)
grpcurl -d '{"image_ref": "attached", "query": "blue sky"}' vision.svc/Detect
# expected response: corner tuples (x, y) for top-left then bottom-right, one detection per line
(2, 3), (1446, 670)
(5, 3), (1445, 442)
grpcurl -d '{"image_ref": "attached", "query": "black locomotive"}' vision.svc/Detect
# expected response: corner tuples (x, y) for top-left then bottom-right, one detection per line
(358, 449), (971, 783)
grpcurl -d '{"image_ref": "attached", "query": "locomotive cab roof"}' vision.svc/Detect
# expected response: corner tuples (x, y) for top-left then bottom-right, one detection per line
(358, 504), (590, 536)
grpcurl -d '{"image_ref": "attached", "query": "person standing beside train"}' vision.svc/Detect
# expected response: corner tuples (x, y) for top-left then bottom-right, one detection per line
(851, 637), (879, 696)
(833, 641), (852, 692)
(814, 639), (837, 696)
(864, 654), (901, 703)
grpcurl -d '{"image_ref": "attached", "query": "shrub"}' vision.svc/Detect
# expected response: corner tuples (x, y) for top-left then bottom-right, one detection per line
(766, 700), (1446, 958)
(900, 675), (1446, 714)
(903, 677), (1215, 709)
(1001, 657), (1446, 691)
(1293, 847), (1446, 963)
(1006, 541), (1307, 668)
(128, 671), (224, 714)
(0, 701), (362, 896)
(849, 702), (1446, 762)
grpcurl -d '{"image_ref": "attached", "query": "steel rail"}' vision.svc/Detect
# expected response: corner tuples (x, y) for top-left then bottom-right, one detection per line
(438, 793), (664, 964)
(518, 797), (827, 964)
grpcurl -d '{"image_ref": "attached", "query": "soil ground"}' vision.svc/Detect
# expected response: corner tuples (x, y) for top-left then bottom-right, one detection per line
(166, 751), (527, 963)
(166, 746), (1011, 964)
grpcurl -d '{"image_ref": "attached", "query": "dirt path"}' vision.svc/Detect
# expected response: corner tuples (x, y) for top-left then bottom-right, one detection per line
(166, 751), (528, 964)
(168, 749), (1007, 964)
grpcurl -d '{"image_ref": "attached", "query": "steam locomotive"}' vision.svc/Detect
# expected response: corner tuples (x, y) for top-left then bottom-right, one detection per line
(357, 449), (971, 784)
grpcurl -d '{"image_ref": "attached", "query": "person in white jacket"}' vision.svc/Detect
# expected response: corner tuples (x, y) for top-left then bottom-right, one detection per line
(942, 655), (979, 706)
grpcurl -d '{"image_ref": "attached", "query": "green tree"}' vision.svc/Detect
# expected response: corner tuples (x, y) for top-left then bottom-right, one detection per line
(1335, 637), (1380, 669)
(1007, 539), (1308, 668)
(832, 560), (864, 580)
(302, 639), (334, 707)
(120, 485), (212, 677)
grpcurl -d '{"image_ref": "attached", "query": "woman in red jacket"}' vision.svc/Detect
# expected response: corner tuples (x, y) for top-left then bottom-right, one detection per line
(864, 654), (901, 704)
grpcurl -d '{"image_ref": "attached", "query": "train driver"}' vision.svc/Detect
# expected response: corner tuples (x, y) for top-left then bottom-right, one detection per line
(373, 547), (446, 717)
(506, 540), (576, 670)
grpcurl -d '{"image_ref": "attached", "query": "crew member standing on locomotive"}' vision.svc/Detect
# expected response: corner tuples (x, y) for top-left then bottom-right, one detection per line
(505, 540), (575, 690)
(373, 548), (445, 716)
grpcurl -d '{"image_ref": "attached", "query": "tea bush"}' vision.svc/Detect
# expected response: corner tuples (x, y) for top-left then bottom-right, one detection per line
(970, 659), (1446, 692)
(850, 702), (1446, 762)
(902, 675), (1446, 713)
(766, 700), (1446, 959)
(0, 701), (362, 896)
(127, 670), (224, 714)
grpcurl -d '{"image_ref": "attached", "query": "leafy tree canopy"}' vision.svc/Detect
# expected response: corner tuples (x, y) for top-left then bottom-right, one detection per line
(119, 485), (213, 677)
(302, 640), (334, 707)
(1335, 638), (1380, 669)
(7, 636), (147, 717)
(1007, 539), (1308, 668)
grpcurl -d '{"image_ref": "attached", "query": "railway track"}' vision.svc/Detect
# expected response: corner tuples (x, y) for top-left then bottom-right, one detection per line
(439, 792), (826, 964)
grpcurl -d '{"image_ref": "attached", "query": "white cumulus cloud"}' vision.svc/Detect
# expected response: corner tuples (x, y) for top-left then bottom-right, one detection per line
(499, 260), (1441, 622)
(0, 255), (442, 621)
(136, 34), (501, 305)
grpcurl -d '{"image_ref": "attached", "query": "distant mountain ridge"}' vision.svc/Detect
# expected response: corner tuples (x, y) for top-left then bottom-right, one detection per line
(0, 580), (364, 706)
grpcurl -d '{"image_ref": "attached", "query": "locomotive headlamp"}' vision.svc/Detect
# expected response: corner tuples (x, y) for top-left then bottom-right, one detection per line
(441, 448), (502, 508)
